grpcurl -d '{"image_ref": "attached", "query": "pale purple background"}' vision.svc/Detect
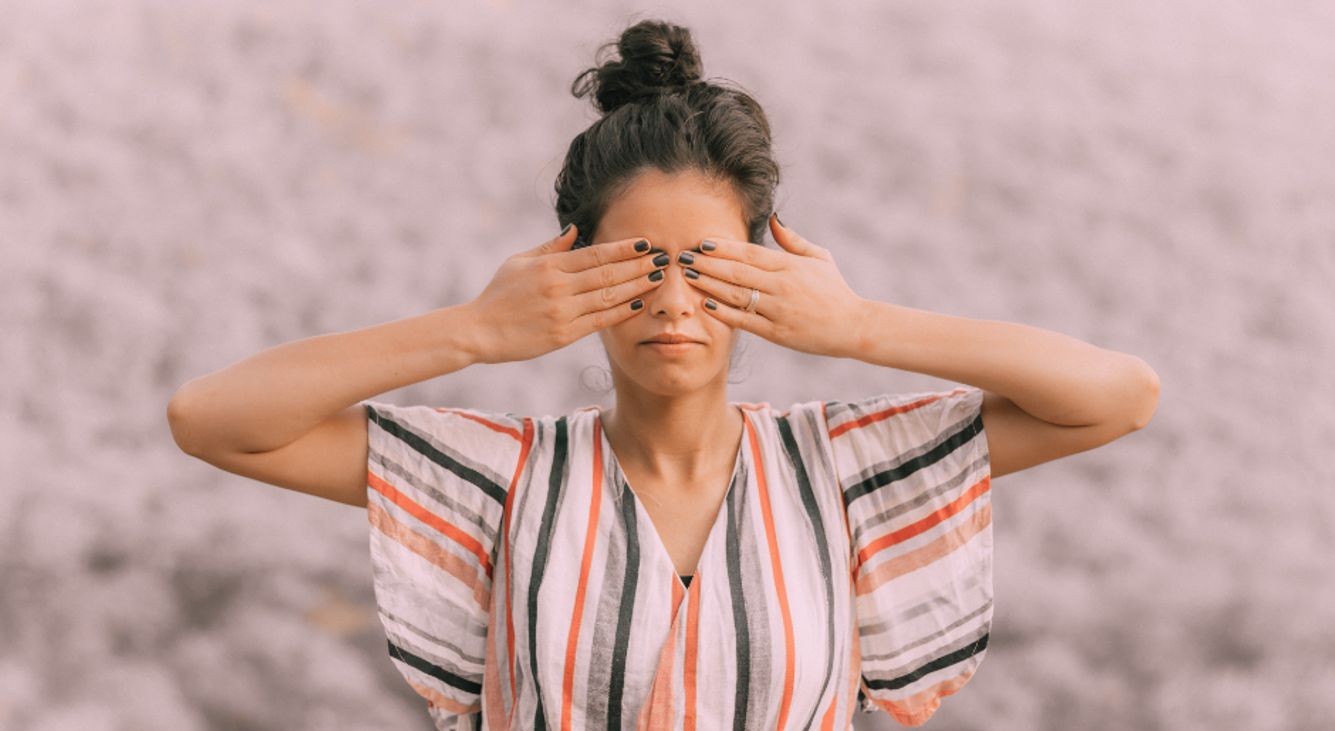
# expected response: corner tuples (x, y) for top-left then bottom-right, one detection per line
(3, 1), (1333, 729)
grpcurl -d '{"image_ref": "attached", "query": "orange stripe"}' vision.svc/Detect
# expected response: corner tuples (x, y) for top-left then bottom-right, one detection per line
(368, 500), (490, 609)
(857, 498), (992, 596)
(864, 665), (978, 727)
(434, 407), (525, 441)
(637, 583), (682, 731)
(503, 418), (533, 726)
(369, 469), (492, 576)
(749, 414), (796, 729)
(856, 476), (992, 567)
(683, 577), (701, 731)
(848, 616), (863, 725)
(818, 683), (838, 730)
(482, 610), (505, 726)
(827, 388), (968, 440)
(562, 417), (606, 731)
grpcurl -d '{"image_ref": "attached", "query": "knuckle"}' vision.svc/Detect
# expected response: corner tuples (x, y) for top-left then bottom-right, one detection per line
(539, 278), (561, 298)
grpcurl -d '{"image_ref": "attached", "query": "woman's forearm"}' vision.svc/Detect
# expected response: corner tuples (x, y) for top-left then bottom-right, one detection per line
(851, 299), (1159, 429)
(167, 302), (486, 455)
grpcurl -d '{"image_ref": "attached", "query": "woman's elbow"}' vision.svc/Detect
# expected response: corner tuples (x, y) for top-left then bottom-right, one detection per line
(166, 388), (208, 457)
(1127, 359), (1161, 431)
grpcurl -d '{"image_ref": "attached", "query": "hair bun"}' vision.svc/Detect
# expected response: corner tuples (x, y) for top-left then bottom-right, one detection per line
(572, 19), (705, 115)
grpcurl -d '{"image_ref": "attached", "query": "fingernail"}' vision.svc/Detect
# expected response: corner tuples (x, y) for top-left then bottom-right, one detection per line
(700, 240), (716, 252)
(561, 222), (573, 236)
(677, 251), (695, 265)
(774, 212), (784, 228)
(648, 269), (664, 282)
(631, 298), (643, 310)
(652, 252), (670, 267)
(683, 267), (699, 280)
(634, 239), (649, 253)
(704, 298), (718, 310)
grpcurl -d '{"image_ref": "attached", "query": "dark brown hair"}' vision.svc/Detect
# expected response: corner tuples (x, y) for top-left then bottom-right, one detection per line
(554, 18), (781, 248)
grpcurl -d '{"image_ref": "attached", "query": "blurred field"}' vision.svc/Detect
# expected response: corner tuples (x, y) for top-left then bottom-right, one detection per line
(2, 0), (1332, 729)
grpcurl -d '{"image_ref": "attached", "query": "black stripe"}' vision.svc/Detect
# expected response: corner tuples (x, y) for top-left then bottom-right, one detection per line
(777, 414), (838, 730)
(724, 466), (750, 731)
(526, 416), (569, 730)
(842, 411), (984, 508)
(366, 405), (508, 506)
(387, 639), (482, 695)
(864, 632), (989, 692)
(607, 479), (640, 729)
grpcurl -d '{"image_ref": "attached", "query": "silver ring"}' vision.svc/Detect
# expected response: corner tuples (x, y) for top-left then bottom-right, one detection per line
(743, 288), (760, 313)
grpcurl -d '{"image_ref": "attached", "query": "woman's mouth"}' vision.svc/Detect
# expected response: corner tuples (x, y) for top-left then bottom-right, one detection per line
(641, 341), (700, 355)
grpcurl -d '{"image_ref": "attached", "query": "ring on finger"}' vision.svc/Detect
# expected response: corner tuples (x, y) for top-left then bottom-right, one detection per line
(742, 287), (760, 313)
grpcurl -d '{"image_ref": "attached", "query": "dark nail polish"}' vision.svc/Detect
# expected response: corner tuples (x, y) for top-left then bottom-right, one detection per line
(648, 269), (664, 282)
(704, 298), (718, 310)
(634, 239), (649, 253)
(677, 251), (695, 265)
(631, 298), (643, 310)
(774, 212), (784, 228)
(683, 267), (699, 279)
(700, 240), (716, 252)
(652, 252), (670, 267)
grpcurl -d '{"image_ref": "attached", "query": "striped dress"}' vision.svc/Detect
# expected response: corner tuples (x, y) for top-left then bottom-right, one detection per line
(362, 385), (993, 730)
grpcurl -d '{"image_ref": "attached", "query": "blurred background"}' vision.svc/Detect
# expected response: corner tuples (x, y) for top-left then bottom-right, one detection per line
(3, 0), (1332, 729)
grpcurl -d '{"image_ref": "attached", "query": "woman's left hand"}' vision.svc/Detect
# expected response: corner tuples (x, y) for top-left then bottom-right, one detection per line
(682, 213), (868, 358)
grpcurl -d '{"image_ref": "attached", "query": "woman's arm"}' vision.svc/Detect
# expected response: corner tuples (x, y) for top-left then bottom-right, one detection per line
(165, 302), (487, 506)
(851, 300), (1160, 478)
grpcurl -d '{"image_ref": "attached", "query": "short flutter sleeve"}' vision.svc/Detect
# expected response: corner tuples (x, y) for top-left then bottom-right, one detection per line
(362, 400), (526, 731)
(824, 386), (993, 727)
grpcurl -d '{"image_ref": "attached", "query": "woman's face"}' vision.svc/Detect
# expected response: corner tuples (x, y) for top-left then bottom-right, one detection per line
(592, 167), (750, 397)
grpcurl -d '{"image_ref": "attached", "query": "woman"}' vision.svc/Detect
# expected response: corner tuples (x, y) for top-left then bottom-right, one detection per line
(167, 18), (1159, 731)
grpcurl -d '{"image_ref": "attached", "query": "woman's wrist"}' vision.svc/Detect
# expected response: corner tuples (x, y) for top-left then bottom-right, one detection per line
(418, 302), (489, 373)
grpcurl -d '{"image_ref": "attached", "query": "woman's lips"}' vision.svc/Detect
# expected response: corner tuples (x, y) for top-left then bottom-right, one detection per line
(642, 342), (700, 354)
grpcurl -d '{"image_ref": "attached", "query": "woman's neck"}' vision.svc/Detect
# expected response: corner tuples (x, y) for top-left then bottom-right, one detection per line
(599, 392), (743, 488)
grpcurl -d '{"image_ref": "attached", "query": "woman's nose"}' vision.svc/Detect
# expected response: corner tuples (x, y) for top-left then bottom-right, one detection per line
(647, 252), (699, 310)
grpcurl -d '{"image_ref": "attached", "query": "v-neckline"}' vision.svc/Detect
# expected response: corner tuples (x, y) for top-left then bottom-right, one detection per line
(594, 404), (749, 592)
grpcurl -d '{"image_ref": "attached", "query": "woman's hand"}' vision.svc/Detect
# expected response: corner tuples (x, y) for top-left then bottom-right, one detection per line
(465, 225), (666, 364)
(681, 213), (868, 358)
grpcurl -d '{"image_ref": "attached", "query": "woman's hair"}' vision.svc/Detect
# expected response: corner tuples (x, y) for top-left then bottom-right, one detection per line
(554, 18), (781, 249)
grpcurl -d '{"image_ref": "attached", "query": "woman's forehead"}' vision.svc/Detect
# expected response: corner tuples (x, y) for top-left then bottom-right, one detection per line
(596, 172), (747, 248)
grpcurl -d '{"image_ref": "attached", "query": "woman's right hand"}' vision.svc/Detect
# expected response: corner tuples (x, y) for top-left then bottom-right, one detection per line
(464, 224), (667, 364)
